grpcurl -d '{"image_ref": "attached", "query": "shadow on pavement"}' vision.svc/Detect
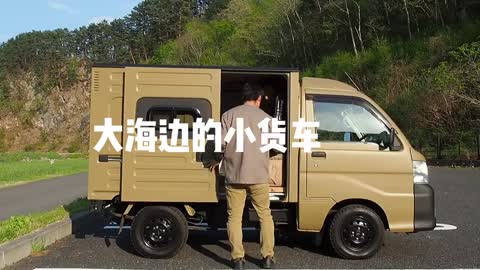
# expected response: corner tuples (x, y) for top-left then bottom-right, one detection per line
(187, 230), (264, 267)
(70, 212), (337, 268)
(72, 212), (138, 255)
(186, 229), (338, 267)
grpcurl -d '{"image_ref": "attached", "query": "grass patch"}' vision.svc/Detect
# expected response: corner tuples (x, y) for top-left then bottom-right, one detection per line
(31, 239), (46, 253)
(0, 152), (88, 187)
(0, 152), (63, 162)
(0, 152), (87, 162)
(0, 198), (88, 244)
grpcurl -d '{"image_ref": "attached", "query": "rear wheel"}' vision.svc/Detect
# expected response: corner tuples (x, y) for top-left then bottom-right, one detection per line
(130, 206), (188, 258)
(329, 204), (384, 259)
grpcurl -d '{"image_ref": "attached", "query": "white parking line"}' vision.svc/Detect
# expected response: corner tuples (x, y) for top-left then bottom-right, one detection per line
(434, 223), (457, 230)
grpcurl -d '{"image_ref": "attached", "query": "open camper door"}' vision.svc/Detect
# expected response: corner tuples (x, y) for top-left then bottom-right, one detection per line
(121, 67), (221, 202)
(88, 67), (124, 201)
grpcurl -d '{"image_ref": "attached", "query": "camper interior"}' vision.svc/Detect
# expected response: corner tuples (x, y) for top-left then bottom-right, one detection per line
(217, 71), (289, 200)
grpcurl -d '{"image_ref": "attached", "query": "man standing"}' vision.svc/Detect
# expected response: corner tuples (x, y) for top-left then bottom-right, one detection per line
(211, 83), (275, 269)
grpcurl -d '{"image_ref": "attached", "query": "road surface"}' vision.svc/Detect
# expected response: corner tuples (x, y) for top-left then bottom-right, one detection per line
(0, 173), (87, 220)
(6, 168), (480, 269)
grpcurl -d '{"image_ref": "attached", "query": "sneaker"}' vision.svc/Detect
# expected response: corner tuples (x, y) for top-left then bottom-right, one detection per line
(232, 258), (245, 270)
(263, 256), (275, 269)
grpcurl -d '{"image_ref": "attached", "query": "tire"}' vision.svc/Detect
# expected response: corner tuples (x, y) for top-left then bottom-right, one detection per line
(130, 206), (188, 258)
(328, 204), (384, 259)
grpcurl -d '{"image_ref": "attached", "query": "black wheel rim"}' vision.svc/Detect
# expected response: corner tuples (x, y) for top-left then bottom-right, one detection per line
(142, 216), (177, 250)
(341, 216), (375, 251)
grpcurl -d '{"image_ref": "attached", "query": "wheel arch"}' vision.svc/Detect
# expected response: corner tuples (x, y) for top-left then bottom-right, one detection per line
(329, 199), (389, 230)
(130, 202), (188, 217)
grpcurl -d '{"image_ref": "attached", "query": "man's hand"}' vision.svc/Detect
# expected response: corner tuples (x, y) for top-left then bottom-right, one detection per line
(209, 161), (219, 172)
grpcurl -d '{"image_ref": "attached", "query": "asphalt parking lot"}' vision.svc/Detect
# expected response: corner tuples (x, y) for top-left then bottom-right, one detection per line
(6, 167), (480, 269)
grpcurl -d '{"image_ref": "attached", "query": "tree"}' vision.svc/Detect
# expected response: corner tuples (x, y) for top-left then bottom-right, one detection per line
(126, 0), (193, 62)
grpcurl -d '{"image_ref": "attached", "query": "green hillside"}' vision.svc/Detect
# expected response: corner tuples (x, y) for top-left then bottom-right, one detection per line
(0, 0), (479, 159)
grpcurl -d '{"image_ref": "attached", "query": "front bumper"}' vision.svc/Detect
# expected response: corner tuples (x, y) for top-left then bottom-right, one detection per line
(414, 183), (436, 232)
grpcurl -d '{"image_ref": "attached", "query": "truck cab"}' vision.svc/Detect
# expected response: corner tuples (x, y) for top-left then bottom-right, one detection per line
(88, 64), (435, 259)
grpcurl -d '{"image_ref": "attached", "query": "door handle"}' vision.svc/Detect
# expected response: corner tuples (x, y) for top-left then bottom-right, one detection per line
(311, 151), (327, 158)
(98, 155), (122, 162)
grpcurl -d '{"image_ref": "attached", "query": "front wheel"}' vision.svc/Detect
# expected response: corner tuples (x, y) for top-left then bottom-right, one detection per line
(329, 204), (384, 259)
(130, 206), (188, 258)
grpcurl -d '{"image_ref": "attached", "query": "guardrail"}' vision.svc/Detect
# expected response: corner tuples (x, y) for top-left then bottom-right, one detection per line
(427, 159), (480, 167)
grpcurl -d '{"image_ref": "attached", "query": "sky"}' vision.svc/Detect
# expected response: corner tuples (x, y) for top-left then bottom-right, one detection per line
(0, 0), (143, 43)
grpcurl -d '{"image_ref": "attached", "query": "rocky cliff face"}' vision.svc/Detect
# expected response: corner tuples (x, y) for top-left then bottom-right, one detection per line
(0, 72), (90, 152)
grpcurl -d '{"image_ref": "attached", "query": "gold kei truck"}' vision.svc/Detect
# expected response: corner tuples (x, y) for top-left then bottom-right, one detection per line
(87, 64), (436, 260)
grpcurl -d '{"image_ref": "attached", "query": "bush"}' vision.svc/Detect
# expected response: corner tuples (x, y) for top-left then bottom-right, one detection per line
(66, 136), (84, 153)
(0, 128), (6, 152)
(151, 40), (178, 64)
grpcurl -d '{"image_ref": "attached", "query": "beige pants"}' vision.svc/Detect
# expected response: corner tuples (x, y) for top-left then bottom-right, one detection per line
(225, 183), (275, 260)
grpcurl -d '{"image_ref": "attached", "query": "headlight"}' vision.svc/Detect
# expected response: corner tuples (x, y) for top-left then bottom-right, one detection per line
(413, 160), (429, 184)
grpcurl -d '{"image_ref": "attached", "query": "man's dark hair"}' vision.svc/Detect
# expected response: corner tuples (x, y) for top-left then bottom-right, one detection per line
(242, 82), (264, 102)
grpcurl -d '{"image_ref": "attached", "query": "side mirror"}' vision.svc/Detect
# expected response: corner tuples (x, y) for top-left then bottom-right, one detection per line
(389, 127), (401, 151)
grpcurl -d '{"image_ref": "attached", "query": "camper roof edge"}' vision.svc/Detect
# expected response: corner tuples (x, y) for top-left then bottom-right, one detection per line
(92, 63), (300, 73)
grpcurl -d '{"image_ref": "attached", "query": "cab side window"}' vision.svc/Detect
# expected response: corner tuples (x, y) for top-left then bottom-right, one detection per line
(313, 96), (393, 150)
